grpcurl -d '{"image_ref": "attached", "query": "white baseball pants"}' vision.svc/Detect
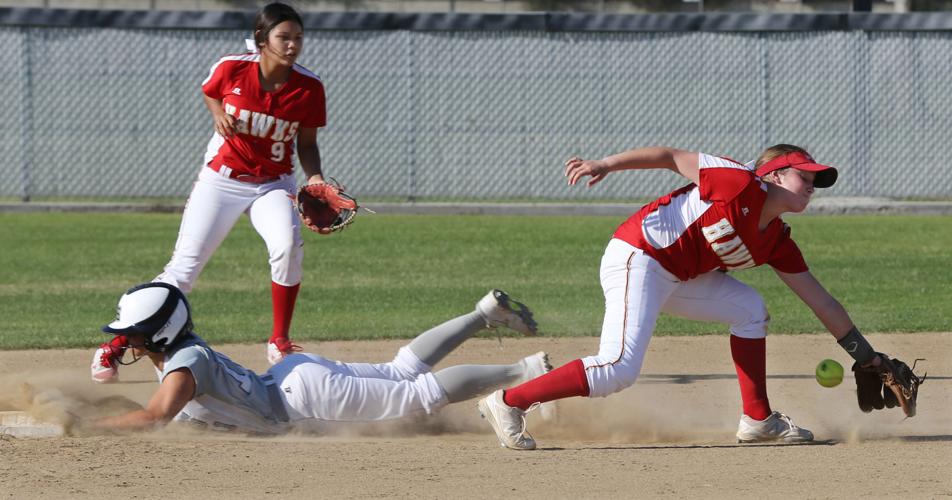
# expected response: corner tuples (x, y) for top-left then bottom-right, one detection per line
(583, 238), (769, 398)
(156, 167), (304, 292)
(269, 347), (449, 422)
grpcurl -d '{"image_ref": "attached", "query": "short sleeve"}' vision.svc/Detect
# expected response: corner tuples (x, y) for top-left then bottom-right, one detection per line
(163, 345), (212, 397)
(698, 153), (756, 203)
(301, 83), (327, 128)
(767, 225), (809, 274)
(201, 59), (229, 100)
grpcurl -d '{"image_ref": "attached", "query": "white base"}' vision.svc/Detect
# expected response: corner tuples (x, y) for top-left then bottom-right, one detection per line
(0, 411), (65, 439)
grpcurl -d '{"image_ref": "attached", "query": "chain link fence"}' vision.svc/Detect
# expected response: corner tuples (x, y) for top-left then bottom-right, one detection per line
(3, 20), (952, 201)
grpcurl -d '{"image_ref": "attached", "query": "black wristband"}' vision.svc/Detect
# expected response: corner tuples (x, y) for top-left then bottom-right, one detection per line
(837, 327), (876, 365)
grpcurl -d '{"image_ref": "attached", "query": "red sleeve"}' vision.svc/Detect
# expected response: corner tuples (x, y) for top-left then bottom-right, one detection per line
(697, 154), (756, 203)
(300, 83), (327, 128)
(201, 59), (229, 100)
(767, 225), (809, 274)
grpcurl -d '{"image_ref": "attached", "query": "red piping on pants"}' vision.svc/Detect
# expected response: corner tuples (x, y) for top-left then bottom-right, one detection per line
(587, 250), (635, 370)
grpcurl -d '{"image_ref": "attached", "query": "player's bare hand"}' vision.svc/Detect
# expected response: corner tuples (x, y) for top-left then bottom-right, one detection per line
(212, 113), (237, 138)
(564, 156), (609, 187)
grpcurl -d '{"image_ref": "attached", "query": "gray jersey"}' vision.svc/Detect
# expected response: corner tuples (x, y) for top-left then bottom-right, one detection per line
(162, 334), (288, 434)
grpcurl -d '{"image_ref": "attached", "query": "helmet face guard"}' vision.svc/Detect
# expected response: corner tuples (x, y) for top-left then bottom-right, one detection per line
(114, 348), (143, 366)
(102, 282), (193, 353)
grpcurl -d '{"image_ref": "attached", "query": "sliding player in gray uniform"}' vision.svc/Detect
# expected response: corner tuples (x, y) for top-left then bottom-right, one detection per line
(92, 282), (551, 434)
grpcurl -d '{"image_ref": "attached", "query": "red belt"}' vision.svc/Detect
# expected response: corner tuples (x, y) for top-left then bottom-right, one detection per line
(211, 164), (281, 184)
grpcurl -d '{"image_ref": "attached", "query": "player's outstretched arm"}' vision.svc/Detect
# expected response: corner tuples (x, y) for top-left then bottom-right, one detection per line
(773, 269), (854, 338)
(93, 369), (196, 431)
(774, 269), (882, 367)
(564, 147), (700, 187)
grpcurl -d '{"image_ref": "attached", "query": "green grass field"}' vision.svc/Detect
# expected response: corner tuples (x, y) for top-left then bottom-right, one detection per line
(1, 212), (949, 350)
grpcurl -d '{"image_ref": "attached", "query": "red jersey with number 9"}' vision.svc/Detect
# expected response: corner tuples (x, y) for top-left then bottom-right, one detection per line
(201, 53), (326, 177)
(612, 153), (809, 281)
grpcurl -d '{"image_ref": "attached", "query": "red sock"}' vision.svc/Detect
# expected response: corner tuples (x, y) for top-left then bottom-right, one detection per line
(270, 282), (300, 342)
(730, 335), (771, 421)
(503, 359), (590, 410)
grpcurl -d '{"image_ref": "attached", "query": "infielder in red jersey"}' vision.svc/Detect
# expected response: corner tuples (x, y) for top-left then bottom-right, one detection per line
(92, 3), (327, 382)
(479, 144), (897, 450)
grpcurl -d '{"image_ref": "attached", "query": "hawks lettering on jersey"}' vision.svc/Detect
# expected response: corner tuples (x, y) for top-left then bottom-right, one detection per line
(613, 153), (808, 281)
(223, 103), (300, 142)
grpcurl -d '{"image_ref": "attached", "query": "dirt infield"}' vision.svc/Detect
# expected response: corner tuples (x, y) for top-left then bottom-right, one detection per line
(1, 333), (949, 499)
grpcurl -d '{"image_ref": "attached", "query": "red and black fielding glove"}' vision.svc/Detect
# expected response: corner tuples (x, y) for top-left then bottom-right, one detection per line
(297, 181), (358, 235)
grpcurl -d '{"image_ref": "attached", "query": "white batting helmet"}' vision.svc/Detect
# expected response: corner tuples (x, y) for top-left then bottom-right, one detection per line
(102, 282), (193, 353)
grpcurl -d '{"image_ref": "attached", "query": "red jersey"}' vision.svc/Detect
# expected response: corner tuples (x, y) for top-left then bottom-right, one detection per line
(613, 153), (808, 281)
(201, 54), (326, 177)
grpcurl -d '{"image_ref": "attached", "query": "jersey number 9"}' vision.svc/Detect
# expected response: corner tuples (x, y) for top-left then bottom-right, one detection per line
(271, 142), (285, 162)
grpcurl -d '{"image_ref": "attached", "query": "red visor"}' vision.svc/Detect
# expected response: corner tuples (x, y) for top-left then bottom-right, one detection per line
(755, 151), (838, 188)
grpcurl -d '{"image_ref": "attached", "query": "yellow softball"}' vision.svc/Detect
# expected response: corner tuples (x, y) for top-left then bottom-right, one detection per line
(815, 359), (844, 388)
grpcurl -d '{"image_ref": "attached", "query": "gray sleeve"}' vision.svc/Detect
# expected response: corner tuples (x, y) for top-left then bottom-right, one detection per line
(163, 346), (212, 397)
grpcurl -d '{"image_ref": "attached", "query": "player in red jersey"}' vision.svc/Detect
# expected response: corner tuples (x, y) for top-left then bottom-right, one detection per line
(478, 144), (894, 449)
(92, 2), (326, 382)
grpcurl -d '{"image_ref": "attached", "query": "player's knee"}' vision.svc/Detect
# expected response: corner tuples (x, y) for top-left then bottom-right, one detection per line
(268, 238), (303, 282)
(608, 372), (638, 396)
(268, 235), (298, 263)
(730, 298), (769, 339)
(391, 346), (430, 380)
(590, 371), (638, 398)
(585, 359), (640, 398)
